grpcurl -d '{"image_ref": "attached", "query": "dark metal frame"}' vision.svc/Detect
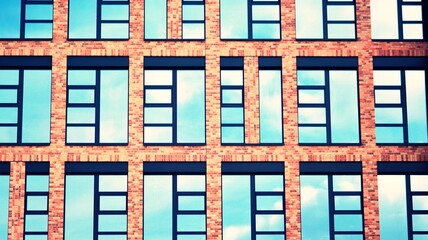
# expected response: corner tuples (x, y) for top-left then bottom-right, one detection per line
(300, 162), (365, 240)
(0, 56), (52, 146)
(222, 162), (286, 239)
(297, 57), (361, 146)
(143, 57), (206, 146)
(64, 162), (128, 240)
(144, 162), (207, 240)
(24, 162), (50, 240)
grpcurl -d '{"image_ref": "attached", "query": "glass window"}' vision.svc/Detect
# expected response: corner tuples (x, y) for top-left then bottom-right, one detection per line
(143, 57), (205, 145)
(145, 0), (205, 40)
(220, 0), (280, 40)
(300, 162), (364, 240)
(0, 163), (10, 240)
(69, 0), (129, 39)
(371, 0), (424, 40)
(222, 163), (285, 240)
(144, 163), (206, 240)
(25, 163), (49, 240)
(0, 0), (53, 39)
(64, 163), (128, 240)
(297, 58), (360, 145)
(66, 57), (129, 145)
(296, 0), (356, 39)
(0, 58), (52, 145)
(373, 58), (428, 144)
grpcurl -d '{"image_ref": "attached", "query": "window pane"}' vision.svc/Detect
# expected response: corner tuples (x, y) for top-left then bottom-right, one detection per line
(410, 176), (428, 191)
(334, 214), (363, 232)
(222, 176), (251, 240)
(297, 70), (325, 86)
(25, 4), (53, 20)
(98, 235), (127, 240)
(100, 70), (128, 143)
(327, 6), (355, 21)
(256, 196), (283, 210)
(25, 24), (52, 39)
(25, 215), (48, 232)
(0, 176), (10, 240)
(0, 90), (17, 103)
(0, 70), (19, 85)
(144, 127), (172, 143)
(376, 126), (404, 144)
(177, 214), (206, 232)
(221, 70), (243, 86)
(183, 5), (204, 21)
(99, 175), (127, 192)
(183, 24), (205, 39)
(144, 176), (173, 240)
(405, 71), (428, 143)
(252, 6), (279, 21)
(26, 175), (49, 192)
(328, 24), (355, 39)
(375, 90), (401, 104)
(299, 127), (327, 143)
(413, 196), (428, 211)
(0, 108), (18, 124)
(256, 235), (284, 240)
(0, 127), (17, 143)
(98, 214), (127, 232)
(256, 214), (284, 231)
(373, 70), (401, 86)
(335, 235), (363, 240)
(179, 196), (205, 211)
(299, 108), (326, 124)
(67, 108), (96, 124)
(101, 5), (129, 20)
(0, 0), (21, 38)
(403, 24), (423, 39)
(145, 89), (172, 104)
(145, 0), (167, 39)
(65, 176), (94, 240)
(252, 24), (280, 39)
(145, 70), (173, 86)
(144, 107), (173, 124)
(220, 0), (248, 39)
(298, 90), (324, 104)
(413, 215), (428, 231)
(66, 127), (96, 143)
(101, 23), (129, 39)
(402, 6), (422, 21)
(221, 126), (244, 143)
(68, 90), (95, 104)
(255, 175), (283, 192)
(334, 196), (361, 211)
(221, 108), (244, 124)
(222, 89), (242, 104)
(300, 175), (330, 240)
(177, 235), (205, 240)
(375, 108), (403, 124)
(295, 0), (323, 39)
(69, 0), (97, 38)
(177, 175), (205, 192)
(68, 70), (96, 85)
(330, 70), (359, 144)
(100, 196), (126, 211)
(25, 235), (48, 240)
(332, 175), (361, 191)
(22, 70), (52, 143)
(27, 196), (48, 211)
(177, 70), (205, 144)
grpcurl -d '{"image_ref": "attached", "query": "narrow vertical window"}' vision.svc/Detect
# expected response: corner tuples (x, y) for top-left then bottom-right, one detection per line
(64, 162), (128, 240)
(220, 57), (245, 144)
(24, 162), (49, 240)
(66, 57), (129, 145)
(143, 57), (206, 145)
(297, 57), (360, 145)
(373, 57), (428, 145)
(300, 162), (364, 240)
(259, 57), (283, 144)
(0, 57), (52, 145)
(0, 163), (10, 240)
(144, 162), (207, 240)
(222, 162), (285, 240)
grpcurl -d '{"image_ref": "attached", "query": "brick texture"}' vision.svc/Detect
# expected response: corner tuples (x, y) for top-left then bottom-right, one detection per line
(0, 0), (428, 239)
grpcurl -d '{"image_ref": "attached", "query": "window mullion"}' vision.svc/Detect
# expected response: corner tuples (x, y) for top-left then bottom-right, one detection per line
(322, 0), (329, 39)
(328, 175), (335, 240)
(400, 70), (409, 143)
(97, 0), (102, 39)
(397, 0), (404, 39)
(248, 0), (253, 39)
(250, 174), (257, 238)
(406, 175), (414, 239)
(94, 174), (100, 240)
(325, 70), (332, 144)
(172, 175), (178, 240)
(172, 70), (178, 144)
(16, 69), (24, 144)
(95, 70), (101, 144)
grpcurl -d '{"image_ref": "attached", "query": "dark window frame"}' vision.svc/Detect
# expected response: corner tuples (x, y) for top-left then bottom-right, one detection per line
(222, 162), (286, 239)
(0, 56), (52, 146)
(300, 162), (365, 240)
(143, 57), (206, 146)
(297, 57), (361, 146)
(64, 162), (129, 240)
(65, 56), (129, 146)
(373, 57), (428, 145)
(143, 162), (207, 239)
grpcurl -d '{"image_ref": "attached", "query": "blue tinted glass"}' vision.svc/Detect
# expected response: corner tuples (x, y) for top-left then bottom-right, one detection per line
(330, 71), (359, 144)
(101, 23), (129, 39)
(101, 5), (128, 20)
(177, 71), (205, 144)
(25, 215), (48, 232)
(68, 90), (95, 104)
(335, 235), (363, 240)
(0, 108), (18, 124)
(371, 0), (399, 39)
(69, 0), (97, 38)
(334, 215), (363, 231)
(413, 196), (428, 211)
(252, 6), (279, 21)
(0, 176), (10, 240)
(22, 70), (51, 144)
(99, 175), (127, 192)
(177, 235), (205, 240)
(68, 70), (96, 85)
(222, 176), (251, 239)
(177, 214), (206, 232)
(220, 0), (248, 39)
(177, 175), (205, 192)
(144, 176), (173, 240)
(26, 175), (49, 192)
(145, 89), (171, 104)
(0, 70), (19, 85)
(221, 108), (244, 124)
(327, 6), (354, 21)
(25, 235), (48, 240)
(221, 70), (243, 86)
(375, 90), (401, 104)
(66, 127), (95, 143)
(298, 90), (324, 104)
(222, 89), (242, 104)
(25, 4), (53, 20)
(332, 175), (361, 191)
(100, 70), (128, 143)
(300, 175), (330, 240)
(376, 127), (404, 144)
(299, 127), (327, 143)
(375, 108), (403, 124)
(0, 90), (17, 103)
(222, 126), (244, 143)
(183, 5), (204, 21)
(299, 108), (326, 124)
(145, 0), (167, 39)
(328, 24), (356, 39)
(25, 23), (52, 39)
(65, 176), (94, 240)
(253, 24), (280, 39)
(144, 70), (173, 86)
(0, 127), (17, 143)
(297, 70), (325, 86)
(98, 214), (127, 232)
(27, 196), (48, 211)
(99, 236), (127, 240)
(255, 175), (283, 192)
(256, 214), (284, 231)
(334, 196), (361, 210)
(256, 235), (284, 240)
(144, 107), (173, 124)
(256, 196), (283, 210)
(259, 70), (282, 144)
(413, 215), (428, 231)
(67, 108), (96, 124)
(0, 0), (21, 38)
(183, 24), (205, 39)
(295, 0), (323, 39)
(144, 127), (172, 143)
(179, 196), (205, 211)
(405, 71), (428, 143)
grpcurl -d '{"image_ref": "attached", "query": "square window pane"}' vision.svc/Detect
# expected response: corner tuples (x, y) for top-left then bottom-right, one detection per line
(66, 126), (95, 143)
(144, 127), (172, 143)
(144, 107), (173, 124)
(145, 70), (173, 86)
(0, 127), (18, 143)
(68, 89), (95, 104)
(68, 70), (96, 85)
(183, 23), (205, 39)
(183, 5), (204, 21)
(67, 107), (96, 124)
(221, 107), (244, 124)
(256, 196), (283, 211)
(327, 6), (355, 21)
(333, 175), (361, 192)
(413, 215), (428, 231)
(222, 89), (242, 104)
(145, 89), (172, 104)
(403, 24), (423, 39)
(101, 5), (129, 21)
(221, 70), (243, 86)
(27, 196), (48, 211)
(327, 24), (355, 39)
(178, 196), (205, 211)
(26, 176), (49, 192)
(25, 4), (53, 20)
(256, 214), (284, 231)
(221, 126), (244, 144)
(99, 175), (127, 192)
(402, 5), (422, 21)
(255, 175), (283, 192)
(25, 214), (48, 232)
(252, 5), (280, 21)
(297, 71), (325, 86)
(299, 127), (327, 143)
(375, 108), (403, 124)
(334, 214), (363, 231)
(101, 23), (129, 39)
(375, 90), (401, 104)
(376, 126), (404, 144)
(334, 196), (361, 211)
(100, 196), (127, 211)
(253, 23), (280, 39)
(177, 175), (205, 192)
(98, 214), (127, 232)
(177, 214), (206, 232)
(298, 90), (324, 104)
(298, 107), (326, 124)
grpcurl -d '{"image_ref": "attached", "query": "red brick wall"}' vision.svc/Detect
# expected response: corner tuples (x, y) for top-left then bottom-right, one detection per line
(0, 0), (428, 239)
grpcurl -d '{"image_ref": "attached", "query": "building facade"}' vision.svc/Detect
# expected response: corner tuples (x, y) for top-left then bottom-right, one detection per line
(0, 0), (427, 239)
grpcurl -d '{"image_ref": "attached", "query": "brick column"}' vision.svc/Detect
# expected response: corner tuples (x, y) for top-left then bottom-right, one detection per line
(8, 161), (25, 239)
(168, 0), (182, 39)
(244, 57), (260, 144)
